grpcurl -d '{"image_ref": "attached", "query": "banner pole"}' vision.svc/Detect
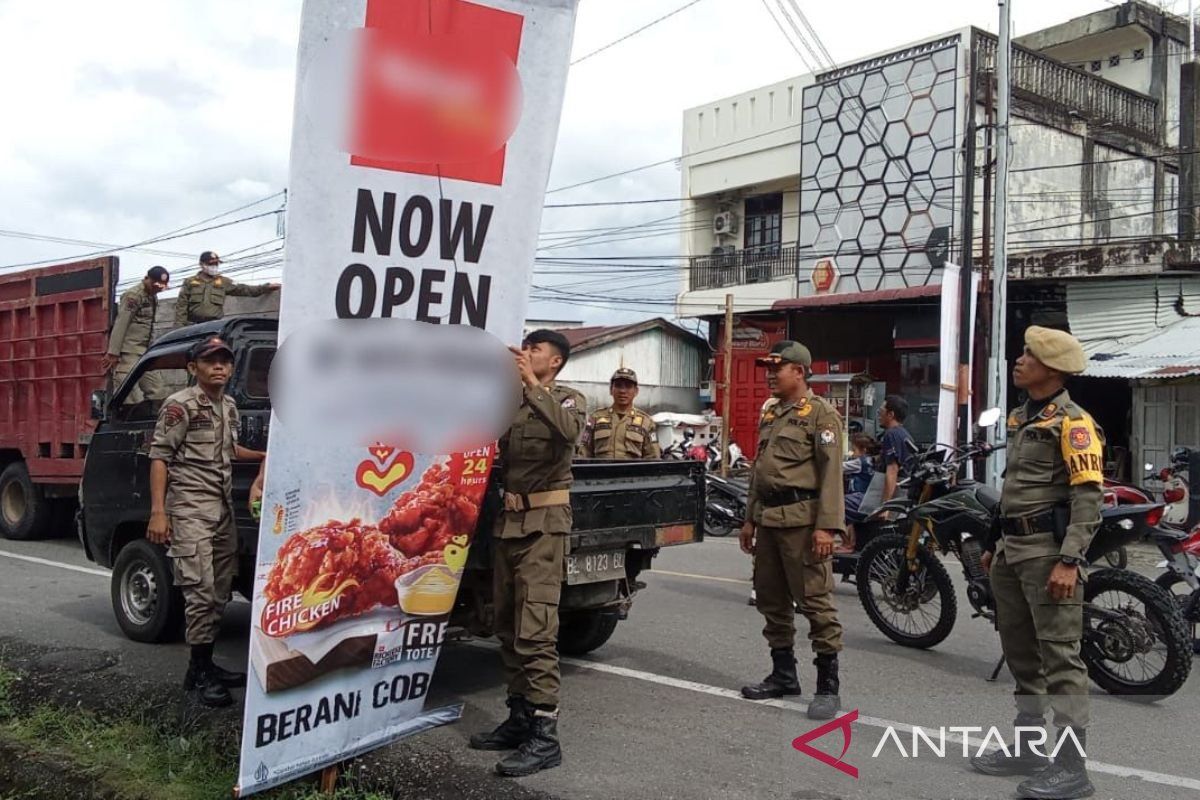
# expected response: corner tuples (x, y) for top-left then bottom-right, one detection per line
(320, 764), (339, 794)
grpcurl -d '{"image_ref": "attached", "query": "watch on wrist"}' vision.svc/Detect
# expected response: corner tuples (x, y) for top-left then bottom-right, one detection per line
(1059, 555), (1086, 567)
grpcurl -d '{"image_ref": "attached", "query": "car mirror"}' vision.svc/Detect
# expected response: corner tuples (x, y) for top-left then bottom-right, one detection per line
(976, 407), (1002, 429)
(90, 389), (109, 421)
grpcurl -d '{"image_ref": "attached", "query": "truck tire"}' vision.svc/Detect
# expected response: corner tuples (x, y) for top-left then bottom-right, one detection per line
(0, 461), (51, 540)
(558, 610), (619, 656)
(111, 539), (185, 643)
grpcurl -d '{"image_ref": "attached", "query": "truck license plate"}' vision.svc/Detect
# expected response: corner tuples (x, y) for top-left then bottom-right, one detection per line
(565, 549), (626, 585)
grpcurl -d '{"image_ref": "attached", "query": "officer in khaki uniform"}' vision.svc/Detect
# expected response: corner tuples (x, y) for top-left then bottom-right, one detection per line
(972, 326), (1103, 800)
(470, 329), (586, 778)
(148, 336), (264, 707)
(173, 250), (278, 327)
(738, 342), (846, 720)
(103, 266), (170, 404)
(578, 367), (661, 459)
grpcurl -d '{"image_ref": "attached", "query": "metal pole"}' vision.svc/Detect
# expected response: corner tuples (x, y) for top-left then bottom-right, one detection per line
(988, 0), (1012, 486)
(721, 293), (734, 478)
(1191, 0), (1196, 63)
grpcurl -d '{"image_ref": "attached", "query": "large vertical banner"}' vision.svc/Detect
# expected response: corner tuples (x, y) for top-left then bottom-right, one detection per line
(236, 1), (578, 794)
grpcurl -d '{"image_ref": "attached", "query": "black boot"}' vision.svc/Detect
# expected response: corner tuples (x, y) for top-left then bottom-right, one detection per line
(206, 660), (247, 688)
(971, 714), (1052, 777)
(741, 648), (802, 700)
(806, 653), (841, 720)
(1017, 728), (1095, 799)
(496, 711), (563, 777)
(183, 644), (233, 708)
(469, 695), (533, 751)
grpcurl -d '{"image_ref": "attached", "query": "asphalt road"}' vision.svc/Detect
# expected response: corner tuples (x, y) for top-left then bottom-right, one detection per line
(1, 532), (1197, 800)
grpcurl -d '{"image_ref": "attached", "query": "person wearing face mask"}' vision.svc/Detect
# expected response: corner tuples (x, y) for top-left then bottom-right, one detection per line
(173, 251), (279, 328)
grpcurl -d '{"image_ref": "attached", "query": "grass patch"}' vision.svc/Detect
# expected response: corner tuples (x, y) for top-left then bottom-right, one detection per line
(0, 659), (389, 800)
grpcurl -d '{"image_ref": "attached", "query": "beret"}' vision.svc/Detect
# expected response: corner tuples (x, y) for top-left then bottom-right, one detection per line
(1025, 325), (1086, 374)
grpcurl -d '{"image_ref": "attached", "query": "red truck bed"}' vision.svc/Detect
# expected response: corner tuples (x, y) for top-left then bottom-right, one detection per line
(0, 257), (115, 484)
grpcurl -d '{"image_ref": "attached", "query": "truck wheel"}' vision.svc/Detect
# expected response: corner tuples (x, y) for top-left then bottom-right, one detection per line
(111, 539), (185, 643)
(558, 610), (619, 656)
(0, 461), (51, 540)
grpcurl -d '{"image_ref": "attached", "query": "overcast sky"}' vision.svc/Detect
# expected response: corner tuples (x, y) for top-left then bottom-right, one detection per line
(0, 0), (1154, 325)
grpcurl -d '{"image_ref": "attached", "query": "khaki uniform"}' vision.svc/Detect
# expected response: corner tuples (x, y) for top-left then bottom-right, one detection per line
(746, 391), (845, 654)
(578, 406), (661, 459)
(494, 381), (586, 709)
(174, 271), (274, 327)
(108, 283), (165, 404)
(993, 389), (1104, 728)
(150, 385), (240, 646)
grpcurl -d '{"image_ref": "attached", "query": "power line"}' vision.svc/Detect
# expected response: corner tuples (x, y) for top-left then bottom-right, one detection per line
(570, 0), (708, 66)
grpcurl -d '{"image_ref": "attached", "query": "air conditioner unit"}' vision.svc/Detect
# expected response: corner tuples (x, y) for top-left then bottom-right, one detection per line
(710, 244), (736, 267)
(713, 210), (738, 236)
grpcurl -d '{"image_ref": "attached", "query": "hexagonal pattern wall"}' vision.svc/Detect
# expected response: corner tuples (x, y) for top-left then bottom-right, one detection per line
(799, 42), (958, 295)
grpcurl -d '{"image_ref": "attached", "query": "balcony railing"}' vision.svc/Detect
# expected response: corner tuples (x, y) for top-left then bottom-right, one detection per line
(975, 30), (1160, 142)
(688, 245), (797, 291)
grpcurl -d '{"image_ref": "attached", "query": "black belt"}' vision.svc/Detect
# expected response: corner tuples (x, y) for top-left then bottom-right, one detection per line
(760, 488), (819, 509)
(1001, 511), (1057, 537)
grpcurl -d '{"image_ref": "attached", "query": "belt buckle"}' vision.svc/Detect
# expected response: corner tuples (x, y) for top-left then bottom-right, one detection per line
(503, 492), (523, 512)
(1020, 517), (1034, 536)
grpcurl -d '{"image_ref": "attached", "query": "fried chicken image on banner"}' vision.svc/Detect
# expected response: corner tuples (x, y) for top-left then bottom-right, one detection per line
(264, 519), (408, 628)
(378, 463), (480, 559)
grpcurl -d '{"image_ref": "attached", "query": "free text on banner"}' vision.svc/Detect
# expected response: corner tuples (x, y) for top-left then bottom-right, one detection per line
(235, 0), (579, 795)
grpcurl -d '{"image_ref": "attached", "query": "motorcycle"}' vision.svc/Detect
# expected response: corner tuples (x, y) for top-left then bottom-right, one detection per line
(1152, 522), (1200, 654)
(704, 473), (749, 537)
(1158, 446), (1193, 528)
(855, 408), (1194, 698)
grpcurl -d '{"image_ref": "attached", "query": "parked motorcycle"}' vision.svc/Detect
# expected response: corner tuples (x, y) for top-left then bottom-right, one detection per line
(1152, 522), (1200, 654)
(855, 408), (1194, 698)
(1158, 447), (1193, 528)
(704, 473), (749, 537)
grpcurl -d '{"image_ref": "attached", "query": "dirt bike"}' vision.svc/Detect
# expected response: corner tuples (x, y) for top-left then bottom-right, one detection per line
(1152, 521), (1200, 654)
(855, 408), (1194, 699)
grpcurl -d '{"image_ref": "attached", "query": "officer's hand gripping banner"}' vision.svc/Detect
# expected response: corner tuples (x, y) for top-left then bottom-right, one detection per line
(236, 1), (578, 794)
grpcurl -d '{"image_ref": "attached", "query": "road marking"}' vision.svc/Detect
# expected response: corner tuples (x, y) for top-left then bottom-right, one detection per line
(561, 657), (1200, 793)
(0, 549), (110, 578)
(652, 569), (750, 585)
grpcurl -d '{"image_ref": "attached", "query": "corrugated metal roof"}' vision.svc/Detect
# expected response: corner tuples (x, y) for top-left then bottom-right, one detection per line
(1086, 315), (1200, 379)
(1066, 281), (1159, 354)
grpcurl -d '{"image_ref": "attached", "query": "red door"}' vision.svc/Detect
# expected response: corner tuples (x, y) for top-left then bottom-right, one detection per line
(715, 317), (787, 460)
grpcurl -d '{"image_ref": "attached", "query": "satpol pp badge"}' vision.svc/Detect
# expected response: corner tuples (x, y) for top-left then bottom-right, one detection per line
(819, 428), (836, 445)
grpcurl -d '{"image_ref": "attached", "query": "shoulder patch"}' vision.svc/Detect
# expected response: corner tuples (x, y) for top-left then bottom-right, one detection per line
(819, 428), (836, 446)
(162, 403), (186, 429)
(1068, 425), (1092, 450)
(121, 293), (140, 310)
(214, 277), (223, 286)
(795, 404), (813, 418)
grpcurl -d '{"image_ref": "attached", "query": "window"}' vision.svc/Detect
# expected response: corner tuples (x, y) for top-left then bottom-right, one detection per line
(1090, 60), (1102, 72)
(1133, 48), (1145, 61)
(1109, 54), (1121, 68)
(243, 346), (275, 399)
(114, 351), (191, 423)
(744, 194), (783, 252)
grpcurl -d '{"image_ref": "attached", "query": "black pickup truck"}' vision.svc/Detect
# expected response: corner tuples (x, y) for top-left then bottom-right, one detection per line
(79, 316), (704, 655)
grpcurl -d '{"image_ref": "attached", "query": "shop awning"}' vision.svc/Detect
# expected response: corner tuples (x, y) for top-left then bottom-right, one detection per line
(1086, 315), (1200, 379)
(772, 284), (940, 310)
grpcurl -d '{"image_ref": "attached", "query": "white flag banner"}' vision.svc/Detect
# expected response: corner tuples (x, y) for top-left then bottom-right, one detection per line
(936, 263), (980, 455)
(236, 0), (578, 794)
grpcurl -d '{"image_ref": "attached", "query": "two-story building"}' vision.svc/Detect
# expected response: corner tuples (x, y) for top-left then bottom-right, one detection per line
(679, 0), (1200, 472)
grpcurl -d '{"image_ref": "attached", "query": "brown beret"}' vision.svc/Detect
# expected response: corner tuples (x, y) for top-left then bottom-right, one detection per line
(1025, 326), (1086, 374)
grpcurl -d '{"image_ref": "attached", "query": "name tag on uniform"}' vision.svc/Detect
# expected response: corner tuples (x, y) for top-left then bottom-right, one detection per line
(190, 410), (214, 429)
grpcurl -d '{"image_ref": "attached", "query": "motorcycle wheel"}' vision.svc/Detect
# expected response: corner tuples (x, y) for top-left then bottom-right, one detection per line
(856, 533), (957, 649)
(1083, 568), (1193, 699)
(703, 508), (734, 537)
(1102, 547), (1128, 569)
(1154, 572), (1200, 650)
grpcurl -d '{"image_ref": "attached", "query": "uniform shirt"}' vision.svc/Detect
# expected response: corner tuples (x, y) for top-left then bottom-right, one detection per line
(149, 385), (239, 522)
(998, 388), (1104, 564)
(497, 381), (586, 538)
(107, 283), (157, 356)
(747, 391), (845, 531)
(174, 271), (274, 327)
(578, 406), (661, 459)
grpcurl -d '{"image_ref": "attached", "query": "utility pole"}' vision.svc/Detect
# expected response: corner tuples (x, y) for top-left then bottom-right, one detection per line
(1191, 0), (1195, 62)
(988, 0), (1013, 486)
(721, 293), (734, 478)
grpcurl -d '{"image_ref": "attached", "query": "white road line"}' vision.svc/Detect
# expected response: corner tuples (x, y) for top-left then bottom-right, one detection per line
(0, 549), (110, 578)
(652, 569), (750, 585)
(561, 657), (1200, 793)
